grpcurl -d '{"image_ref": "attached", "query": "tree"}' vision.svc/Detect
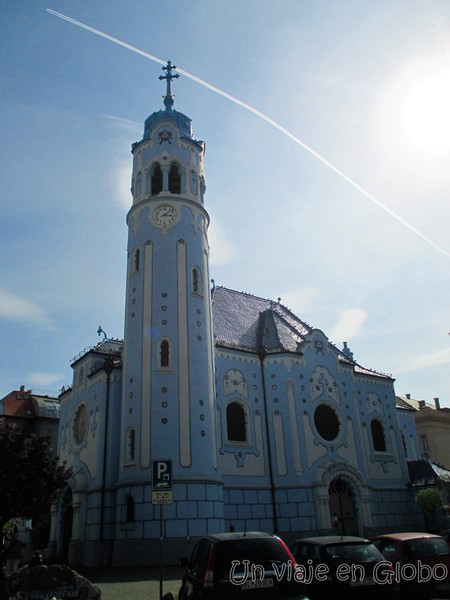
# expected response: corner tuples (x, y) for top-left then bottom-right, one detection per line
(0, 417), (71, 598)
(415, 486), (444, 532)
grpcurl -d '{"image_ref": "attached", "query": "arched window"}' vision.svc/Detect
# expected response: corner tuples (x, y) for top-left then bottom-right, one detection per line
(401, 430), (408, 457)
(127, 428), (135, 462)
(371, 418), (386, 452)
(190, 170), (198, 195)
(132, 248), (140, 274)
(226, 401), (247, 442)
(168, 163), (181, 194)
(151, 163), (163, 195)
(135, 172), (142, 197)
(126, 495), (135, 522)
(159, 339), (170, 368)
(192, 267), (201, 294)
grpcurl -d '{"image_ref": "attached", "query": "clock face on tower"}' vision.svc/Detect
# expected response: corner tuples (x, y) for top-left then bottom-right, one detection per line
(153, 204), (178, 227)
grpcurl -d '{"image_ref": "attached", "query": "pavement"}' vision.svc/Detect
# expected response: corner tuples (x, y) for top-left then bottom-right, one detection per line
(78, 566), (184, 600)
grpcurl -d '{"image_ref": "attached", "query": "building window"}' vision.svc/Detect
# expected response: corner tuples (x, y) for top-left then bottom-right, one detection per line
(314, 404), (340, 441)
(159, 339), (171, 368)
(127, 428), (135, 462)
(192, 267), (201, 294)
(371, 418), (386, 452)
(168, 163), (181, 194)
(132, 248), (140, 274)
(421, 434), (429, 453)
(226, 401), (247, 442)
(126, 495), (135, 522)
(151, 163), (163, 195)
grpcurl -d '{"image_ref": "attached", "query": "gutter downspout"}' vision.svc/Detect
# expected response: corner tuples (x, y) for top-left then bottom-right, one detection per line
(100, 356), (114, 564)
(258, 309), (278, 533)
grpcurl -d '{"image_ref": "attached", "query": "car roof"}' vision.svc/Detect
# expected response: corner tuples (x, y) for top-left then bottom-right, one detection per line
(293, 535), (371, 545)
(372, 532), (443, 541)
(198, 531), (279, 543)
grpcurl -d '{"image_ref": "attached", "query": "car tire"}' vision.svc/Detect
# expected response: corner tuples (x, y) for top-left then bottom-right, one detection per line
(178, 585), (188, 600)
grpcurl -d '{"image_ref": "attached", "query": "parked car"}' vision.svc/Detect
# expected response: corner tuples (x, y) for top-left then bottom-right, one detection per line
(290, 535), (399, 598)
(372, 531), (450, 598)
(439, 529), (450, 544)
(178, 531), (311, 599)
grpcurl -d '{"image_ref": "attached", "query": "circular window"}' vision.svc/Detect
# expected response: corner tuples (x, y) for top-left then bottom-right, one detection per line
(314, 404), (340, 441)
(73, 403), (87, 445)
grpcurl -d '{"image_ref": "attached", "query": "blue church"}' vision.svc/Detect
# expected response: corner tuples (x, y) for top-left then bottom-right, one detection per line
(49, 63), (422, 566)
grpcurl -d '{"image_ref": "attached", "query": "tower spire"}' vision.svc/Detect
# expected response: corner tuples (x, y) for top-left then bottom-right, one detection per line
(159, 60), (179, 110)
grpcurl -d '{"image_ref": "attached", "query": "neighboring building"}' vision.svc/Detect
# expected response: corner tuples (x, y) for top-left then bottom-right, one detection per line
(0, 385), (60, 451)
(407, 458), (450, 531)
(398, 394), (450, 469)
(395, 396), (421, 461)
(49, 63), (424, 567)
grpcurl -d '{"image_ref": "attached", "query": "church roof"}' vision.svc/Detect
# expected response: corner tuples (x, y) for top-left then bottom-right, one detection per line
(211, 286), (393, 380)
(211, 286), (311, 355)
(70, 338), (123, 367)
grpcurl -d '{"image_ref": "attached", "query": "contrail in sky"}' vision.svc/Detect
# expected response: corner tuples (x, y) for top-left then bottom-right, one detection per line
(47, 8), (449, 259)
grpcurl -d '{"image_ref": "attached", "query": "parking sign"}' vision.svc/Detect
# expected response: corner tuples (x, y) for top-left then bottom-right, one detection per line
(152, 460), (173, 504)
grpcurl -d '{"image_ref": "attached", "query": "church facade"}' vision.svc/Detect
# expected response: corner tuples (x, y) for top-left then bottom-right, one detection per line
(49, 64), (422, 567)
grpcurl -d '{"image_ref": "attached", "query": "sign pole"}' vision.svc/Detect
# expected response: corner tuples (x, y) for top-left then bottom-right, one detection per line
(152, 460), (173, 600)
(159, 503), (164, 600)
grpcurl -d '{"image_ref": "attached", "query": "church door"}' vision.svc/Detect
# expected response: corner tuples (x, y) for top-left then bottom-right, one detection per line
(328, 478), (357, 536)
(62, 505), (73, 558)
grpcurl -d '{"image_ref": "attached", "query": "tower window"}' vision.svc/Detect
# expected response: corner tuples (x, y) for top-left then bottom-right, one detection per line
(371, 418), (386, 452)
(192, 267), (202, 294)
(127, 428), (135, 462)
(151, 164), (163, 195)
(168, 163), (181, 194)
(190, 170), (198, 195)
(126, 495), (135, 522)
(136, 172), (142, 197)
(159, 339), (171, 368)
(226, 401), (247, 442)
(132, 248), (140, 274)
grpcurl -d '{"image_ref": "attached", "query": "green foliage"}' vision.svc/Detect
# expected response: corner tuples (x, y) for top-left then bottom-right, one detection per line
(415, 487), (444, 513)
(0, 417), (71, 531)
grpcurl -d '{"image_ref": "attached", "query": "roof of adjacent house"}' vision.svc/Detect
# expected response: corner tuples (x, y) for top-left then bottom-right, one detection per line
(407, 459), (450, 485)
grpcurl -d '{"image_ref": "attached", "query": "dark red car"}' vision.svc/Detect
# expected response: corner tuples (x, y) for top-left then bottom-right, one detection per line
(178, 531), (311, 600)
(372, 531), (450, 599)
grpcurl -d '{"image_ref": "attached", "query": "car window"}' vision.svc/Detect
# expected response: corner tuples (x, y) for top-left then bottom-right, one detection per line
(375, 540), (397, 559)
(406, 537), (450, 558)
(213, 538), (289, 579)
(323, 543), (381, 564)
(189, 539), (211, 573)
(293, 543), (316, 561)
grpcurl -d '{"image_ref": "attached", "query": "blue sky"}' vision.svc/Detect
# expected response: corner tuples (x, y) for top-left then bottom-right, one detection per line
(1, 0), (449, 405)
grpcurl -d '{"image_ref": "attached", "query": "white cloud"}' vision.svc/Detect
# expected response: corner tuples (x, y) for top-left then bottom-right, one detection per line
(110, 159), (133, 209)
(27, 371), (63, 389)
(209, 221), (238, 266)
(395, 347), (450, 374)
(0, 288), (52, 326)
(279, 284), (325, 314)
(102, 114), (141, 135)
(329, 308), (368, 343)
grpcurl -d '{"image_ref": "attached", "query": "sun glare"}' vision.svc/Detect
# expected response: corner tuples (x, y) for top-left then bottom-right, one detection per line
(402, 69), (450, 154)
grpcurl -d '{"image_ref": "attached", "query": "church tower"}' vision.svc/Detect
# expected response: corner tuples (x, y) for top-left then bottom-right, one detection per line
(115, 63), (223, 557)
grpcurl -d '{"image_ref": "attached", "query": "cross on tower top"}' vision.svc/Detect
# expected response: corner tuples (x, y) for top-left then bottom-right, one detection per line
(159, 60), (180, 110)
